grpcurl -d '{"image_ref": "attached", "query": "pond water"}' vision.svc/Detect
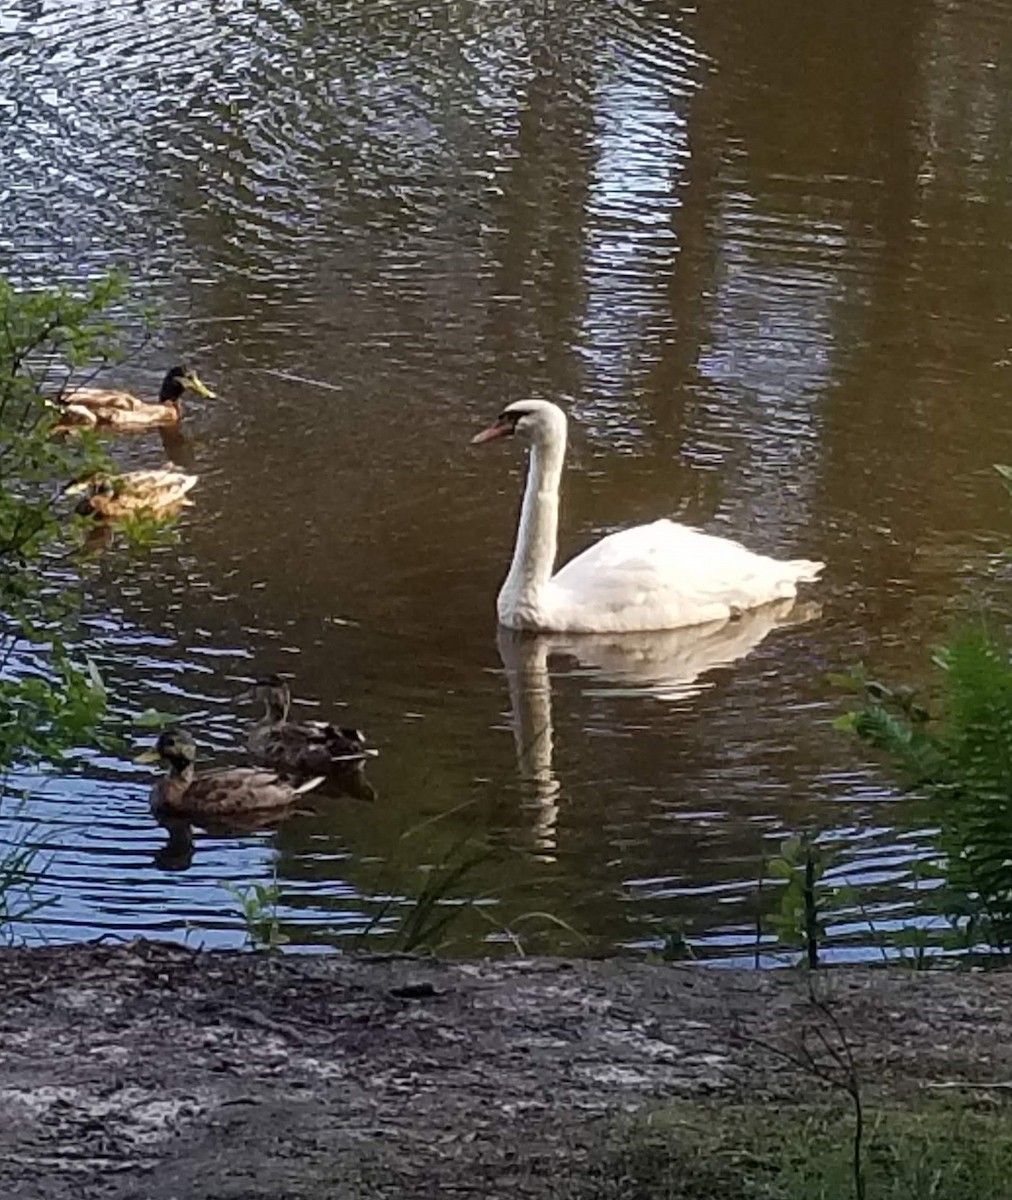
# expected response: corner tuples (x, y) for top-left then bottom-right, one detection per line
(4, 0), (1012, 957)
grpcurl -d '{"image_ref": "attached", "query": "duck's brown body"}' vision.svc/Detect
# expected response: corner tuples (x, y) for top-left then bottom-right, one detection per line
(59, 389), (184, 429)
(139, 729), (325, 822)
(70, 468), (197, 519)
(150, 764), (322, 821)
(246, 676), (375, 776)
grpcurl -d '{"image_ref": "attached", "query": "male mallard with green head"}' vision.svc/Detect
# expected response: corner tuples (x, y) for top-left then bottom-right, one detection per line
(56, 365), (215, 430)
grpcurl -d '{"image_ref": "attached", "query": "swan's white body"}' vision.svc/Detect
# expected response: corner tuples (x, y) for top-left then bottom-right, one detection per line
(474, 401), (823, 634)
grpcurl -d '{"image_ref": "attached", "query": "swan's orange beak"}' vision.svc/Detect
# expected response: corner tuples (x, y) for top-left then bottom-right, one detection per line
(471, 418), (513, 444)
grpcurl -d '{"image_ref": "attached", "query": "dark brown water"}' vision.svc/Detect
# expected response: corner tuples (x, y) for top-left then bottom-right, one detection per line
(4, 0), (1012, 957)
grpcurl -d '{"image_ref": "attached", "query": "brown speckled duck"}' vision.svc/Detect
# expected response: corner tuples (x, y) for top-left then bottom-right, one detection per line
(136, 728), (324, 821)
(66, 468), (198, 519)
(245, 674), (376, 776)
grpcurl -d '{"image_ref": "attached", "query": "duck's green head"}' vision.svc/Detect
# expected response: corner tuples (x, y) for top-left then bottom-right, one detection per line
(135, 728), (197, 771)
(160, 366), (216, 403)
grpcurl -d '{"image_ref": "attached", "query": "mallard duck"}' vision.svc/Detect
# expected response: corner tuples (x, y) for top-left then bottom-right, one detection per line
(56, 365), (215, 430)
(66, 467), (198, 519)
(136, 728), (325, 821)
(244, 674), (377, 776)
(153, 769), (375, 870)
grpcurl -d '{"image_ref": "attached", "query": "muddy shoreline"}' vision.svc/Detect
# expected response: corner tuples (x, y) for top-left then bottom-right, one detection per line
(0, 941), (1009, 1198)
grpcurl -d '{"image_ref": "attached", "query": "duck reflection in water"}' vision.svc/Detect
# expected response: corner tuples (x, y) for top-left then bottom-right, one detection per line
(158, 424), (196, 471)
(496, 598), (820, 858)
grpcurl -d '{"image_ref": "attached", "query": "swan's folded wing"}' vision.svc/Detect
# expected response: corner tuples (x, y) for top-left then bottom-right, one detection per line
(549, 520), (816, 631)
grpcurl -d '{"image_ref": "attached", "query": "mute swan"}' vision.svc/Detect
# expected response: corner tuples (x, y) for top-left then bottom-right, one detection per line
(472, 400), (824, 633)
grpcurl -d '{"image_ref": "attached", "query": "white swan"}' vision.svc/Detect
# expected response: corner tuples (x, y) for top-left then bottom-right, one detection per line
(472, 400), (824, 633)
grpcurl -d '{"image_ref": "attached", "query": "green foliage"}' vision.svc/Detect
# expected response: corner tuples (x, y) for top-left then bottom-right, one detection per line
(116, 509), (184, 551)
(0, 273), (143, 776)
(0, 272), (151, 938)
(838, 626), (1012, 951)
(994, 462), (1012, 495)
(763, 836), (857, 969)
(0, 654), (110, 770)
(0, 273), (125, 568)
(133, 708), (184, 731)
(766, 835), (824, 967)
(224, 876), (290, 953)
(646, 921), (696, 963)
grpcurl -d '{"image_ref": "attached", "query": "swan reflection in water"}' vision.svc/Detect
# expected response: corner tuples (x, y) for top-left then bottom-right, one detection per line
(496, 598), (821, 858)
(154, 767), (376, 871)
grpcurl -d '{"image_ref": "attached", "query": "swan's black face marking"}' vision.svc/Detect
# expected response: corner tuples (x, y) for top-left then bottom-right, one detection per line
(497, 409), (523, 432)
(472, 401), (547, 444)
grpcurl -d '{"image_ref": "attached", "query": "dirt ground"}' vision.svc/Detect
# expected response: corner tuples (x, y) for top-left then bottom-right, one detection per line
(0, 941), (1010, 1199)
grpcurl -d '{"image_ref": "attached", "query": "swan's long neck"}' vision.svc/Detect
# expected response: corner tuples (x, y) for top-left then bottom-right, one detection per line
(502, 427), (566, 612)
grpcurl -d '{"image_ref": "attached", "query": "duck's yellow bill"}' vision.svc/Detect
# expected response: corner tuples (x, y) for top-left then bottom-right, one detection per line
(134, 748), (161, 764)
(185, 372), (216, 399)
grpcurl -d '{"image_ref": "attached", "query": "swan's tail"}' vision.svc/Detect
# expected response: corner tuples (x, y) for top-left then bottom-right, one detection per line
(787, 559), (824, 584)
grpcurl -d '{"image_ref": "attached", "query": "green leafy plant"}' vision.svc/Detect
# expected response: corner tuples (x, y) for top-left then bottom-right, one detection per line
(0, 272), (140, 776)
(133, 707), (184, 731)
(763, 835), (854, 969)
(117, 509), (185, 551)
(838, 626), (1012, 954)
(0, 821), (55, 938)
(0, 271), (152, 937)
(645, 921), (696, 963)
(224, 876), (290, 953)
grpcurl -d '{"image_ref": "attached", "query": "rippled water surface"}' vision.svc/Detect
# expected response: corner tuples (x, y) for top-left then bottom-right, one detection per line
(5, 0), (1012, 956)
